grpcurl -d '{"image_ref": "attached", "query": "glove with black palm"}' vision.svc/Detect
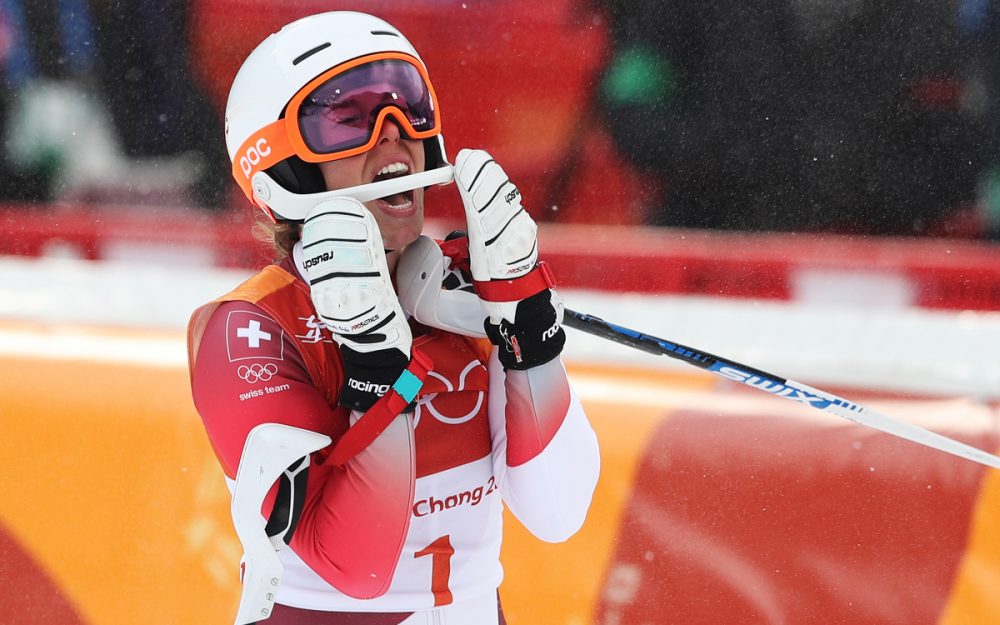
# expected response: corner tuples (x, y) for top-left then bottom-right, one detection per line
(302, 198), (426, 411)
(454, 149), (566, 370)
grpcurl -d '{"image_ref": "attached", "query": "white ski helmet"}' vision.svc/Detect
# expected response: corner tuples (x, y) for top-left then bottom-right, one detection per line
(225, 11), (452, 222)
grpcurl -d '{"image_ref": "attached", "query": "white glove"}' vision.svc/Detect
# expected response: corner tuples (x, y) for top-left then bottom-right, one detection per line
(455, 148), (539, 323)
(454, 149), (565, 370)
(301, 199), (421, 411)
(301, 198), (411, 356)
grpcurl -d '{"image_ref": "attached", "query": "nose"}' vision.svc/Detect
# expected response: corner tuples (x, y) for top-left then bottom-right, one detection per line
(376, 115), (402, 145)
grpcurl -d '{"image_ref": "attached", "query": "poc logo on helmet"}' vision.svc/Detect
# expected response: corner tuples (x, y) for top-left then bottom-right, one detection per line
(239, 138), (272, 178)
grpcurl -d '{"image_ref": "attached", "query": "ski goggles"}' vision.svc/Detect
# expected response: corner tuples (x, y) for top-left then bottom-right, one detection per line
(232, 52), (441, 203)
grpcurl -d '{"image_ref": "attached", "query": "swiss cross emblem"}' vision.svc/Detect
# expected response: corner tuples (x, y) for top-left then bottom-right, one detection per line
(237, 320), (271, 347)
(226, 310), (285, 362)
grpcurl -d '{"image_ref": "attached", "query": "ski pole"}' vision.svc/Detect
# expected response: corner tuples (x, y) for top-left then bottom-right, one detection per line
(562, 309), (1000, 471)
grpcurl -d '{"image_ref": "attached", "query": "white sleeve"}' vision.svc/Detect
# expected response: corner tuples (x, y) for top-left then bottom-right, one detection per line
(487, 351), (601, 543)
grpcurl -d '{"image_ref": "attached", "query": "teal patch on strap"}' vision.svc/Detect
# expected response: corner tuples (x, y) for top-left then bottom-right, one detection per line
(393, 369), (423, 403)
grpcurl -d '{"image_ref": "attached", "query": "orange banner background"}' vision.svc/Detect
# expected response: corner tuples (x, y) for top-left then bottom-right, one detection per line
(1, 322), (998, 624)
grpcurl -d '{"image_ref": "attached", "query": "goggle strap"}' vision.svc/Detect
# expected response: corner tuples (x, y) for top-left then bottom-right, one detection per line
(231, 120), (296, 205)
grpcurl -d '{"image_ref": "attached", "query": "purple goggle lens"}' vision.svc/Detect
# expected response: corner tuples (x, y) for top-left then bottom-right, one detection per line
(298, 59), (436, 155)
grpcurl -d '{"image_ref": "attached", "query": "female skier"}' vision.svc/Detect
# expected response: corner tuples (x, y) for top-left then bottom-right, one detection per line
(188, 11), (600, 624)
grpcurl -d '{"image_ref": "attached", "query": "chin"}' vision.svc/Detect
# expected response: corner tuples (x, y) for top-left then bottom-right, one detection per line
(380, 217), (423, 251)
(366, 189), (425, 249)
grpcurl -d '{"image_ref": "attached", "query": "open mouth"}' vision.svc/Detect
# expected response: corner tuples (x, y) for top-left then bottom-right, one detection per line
(372, 161), (414, 210)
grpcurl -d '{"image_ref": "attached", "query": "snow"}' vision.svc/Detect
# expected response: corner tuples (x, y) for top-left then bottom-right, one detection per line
(2, 254), (999, 398)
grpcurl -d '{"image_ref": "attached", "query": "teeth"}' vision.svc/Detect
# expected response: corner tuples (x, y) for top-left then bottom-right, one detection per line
(377, 162), (409, 177)
(380, 194), (413, 210)
(382, 195), (412, 209)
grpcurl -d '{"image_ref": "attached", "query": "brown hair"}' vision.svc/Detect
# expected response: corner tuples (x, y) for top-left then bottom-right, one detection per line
(252, 217), (301, 262)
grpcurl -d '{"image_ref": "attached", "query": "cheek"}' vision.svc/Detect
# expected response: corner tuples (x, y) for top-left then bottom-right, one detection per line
(408, 141), (426, 172)
(412, 187), (425, 209)
(318, 157), (365, 191)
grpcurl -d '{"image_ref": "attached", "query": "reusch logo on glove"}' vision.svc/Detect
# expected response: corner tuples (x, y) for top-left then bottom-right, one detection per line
(304, 251), (334, 269)
(347, 378), (391, 396)
(504, 187), (520, 204)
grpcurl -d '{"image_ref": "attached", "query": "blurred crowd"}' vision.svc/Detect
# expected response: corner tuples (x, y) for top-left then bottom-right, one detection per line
(597, 0), (1000, 239)
(0, 0), (226, 208)
(1, 0), (998, 239)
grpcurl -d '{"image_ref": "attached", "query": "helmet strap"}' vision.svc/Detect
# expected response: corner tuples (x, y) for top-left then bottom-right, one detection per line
(266, 157), (326, 195)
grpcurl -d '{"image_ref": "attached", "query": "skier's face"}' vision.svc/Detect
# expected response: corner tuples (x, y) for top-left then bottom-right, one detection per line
(318, 119), (426, 254)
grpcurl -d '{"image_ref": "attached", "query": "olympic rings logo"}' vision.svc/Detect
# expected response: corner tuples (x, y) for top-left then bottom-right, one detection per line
(238, 363), (278, 383)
